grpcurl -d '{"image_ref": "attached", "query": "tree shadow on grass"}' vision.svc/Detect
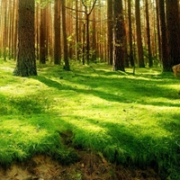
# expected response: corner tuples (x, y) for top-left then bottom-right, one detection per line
(32, 73), (180, 108)
(57, 114), (180, 177)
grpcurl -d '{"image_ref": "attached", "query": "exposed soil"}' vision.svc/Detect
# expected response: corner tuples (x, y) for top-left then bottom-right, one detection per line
(0, 150), (161, 180)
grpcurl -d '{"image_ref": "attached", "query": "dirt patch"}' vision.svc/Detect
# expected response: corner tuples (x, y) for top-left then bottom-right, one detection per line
(0, 150), (161, 180)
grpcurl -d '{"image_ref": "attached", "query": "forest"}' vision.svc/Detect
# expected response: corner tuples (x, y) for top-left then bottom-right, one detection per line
(0, 0), (180, 73)
(0, 0), (180, 179)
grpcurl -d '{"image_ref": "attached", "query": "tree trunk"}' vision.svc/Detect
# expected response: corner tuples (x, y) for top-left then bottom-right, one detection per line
(135, 0), (145, 67)
(54, 0), (61, 64)
(145, 0), (153, 67)
(113, 0), (125, 71)
(40, 6), (46, 64)
(166, 0), (180, 67)
(127, 0), (134, 67)
(14, 0), (37, 76)
(158, 0), (169, 71)
(107, 0), (113, 65)
(61, 0), (70, 70)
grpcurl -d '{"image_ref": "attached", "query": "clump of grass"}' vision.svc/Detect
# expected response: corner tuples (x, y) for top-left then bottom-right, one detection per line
(0, 60), (180, 178)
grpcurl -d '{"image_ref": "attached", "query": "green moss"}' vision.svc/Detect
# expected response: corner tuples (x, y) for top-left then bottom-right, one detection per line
(0, 60), (179, 178)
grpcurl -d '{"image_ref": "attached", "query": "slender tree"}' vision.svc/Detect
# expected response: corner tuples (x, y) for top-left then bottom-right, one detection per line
(81, 0), (97, 64)
(14, 0), (37, 76)
(54, 0), (61, 64)
(61, 0), (70, 70)
(158, 0), (169, 71)
(135, 0), (145, 67)
(40, 5), (47, 64)
(127, 0), (134, 67)
(145, 0), (153, 67)
(107, 0), (113, 65)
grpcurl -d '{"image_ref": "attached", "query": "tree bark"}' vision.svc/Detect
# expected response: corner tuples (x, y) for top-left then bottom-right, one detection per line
(61, 0), (70, 70)
(113, 0), (125, 71)
(158, 0), (169, 71)
(14, 0), (37, 76)
(166, 0), (180, 67)
(145, 0), (153, 67)
(127, 0), (134, 67)
(135, 0), (145, 67)
(54, 0), (61, 64)
(40, 6), (47, 64)
(107, 0), (113, 65)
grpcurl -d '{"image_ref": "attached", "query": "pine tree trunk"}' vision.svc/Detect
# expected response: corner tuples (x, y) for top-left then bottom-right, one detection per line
(54, 0), (61, 64)
(135, 0), (145, 67)
(61, 0), (70, 70)
(127, 0), (134, 67)
(107, 0), (113, 65)
(40, 7), (46, 64)
(158, 0), (169, 71)
(14, 0), (37, 76)
(166, 0), (180, 67)
(113, 0), (125, 71)
(145, 0), (153, 67)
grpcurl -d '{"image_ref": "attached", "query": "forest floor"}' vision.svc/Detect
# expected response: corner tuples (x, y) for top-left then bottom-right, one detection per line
(1, 60), (180, 180)
(0, 150), (161, 180)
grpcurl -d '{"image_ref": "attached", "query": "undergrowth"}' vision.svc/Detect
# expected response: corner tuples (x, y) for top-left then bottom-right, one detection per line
(0, 59), (180, 179)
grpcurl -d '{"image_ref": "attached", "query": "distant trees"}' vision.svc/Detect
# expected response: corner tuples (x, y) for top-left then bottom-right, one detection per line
(0, 0), (180, 74)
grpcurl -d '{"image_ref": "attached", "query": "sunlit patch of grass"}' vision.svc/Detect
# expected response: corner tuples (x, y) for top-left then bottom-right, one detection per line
(0, 60), (180, 178)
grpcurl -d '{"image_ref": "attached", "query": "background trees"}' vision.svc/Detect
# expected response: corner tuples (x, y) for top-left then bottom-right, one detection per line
(0, 0), (180, 76)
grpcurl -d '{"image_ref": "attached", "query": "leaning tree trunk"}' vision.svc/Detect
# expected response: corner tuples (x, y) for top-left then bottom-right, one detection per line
(14, 0), (37, 76)
(113, 0), (125, 71)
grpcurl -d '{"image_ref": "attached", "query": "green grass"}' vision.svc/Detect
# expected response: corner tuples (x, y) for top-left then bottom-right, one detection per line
(0, 59), (180, 179)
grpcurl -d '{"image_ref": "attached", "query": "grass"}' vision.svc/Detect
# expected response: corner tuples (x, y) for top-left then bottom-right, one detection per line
(0, 59), (180, 179)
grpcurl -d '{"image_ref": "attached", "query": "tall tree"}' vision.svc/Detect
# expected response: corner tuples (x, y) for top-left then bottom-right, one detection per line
(113, 0), (125, 71)
(81, 0), (97, 64)
(158, 0), (169, 71)
(40, 5), (47, 64)
(61, 0), (70, 70)
(107, 0), (113, 65)
(14, 0), (37, 76)
(166, 0), (180, 67)
(54, 0), (61, 64)
(135, 0), (145, 67)
(145, 0), (153, 67)
(127, 0), (134, 67)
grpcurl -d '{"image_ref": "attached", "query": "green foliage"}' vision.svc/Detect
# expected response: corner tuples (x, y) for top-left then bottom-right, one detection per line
(0, 60), (180, 178)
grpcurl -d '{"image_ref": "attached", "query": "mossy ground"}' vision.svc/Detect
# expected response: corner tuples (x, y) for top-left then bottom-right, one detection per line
(0, 59), (180, 179)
